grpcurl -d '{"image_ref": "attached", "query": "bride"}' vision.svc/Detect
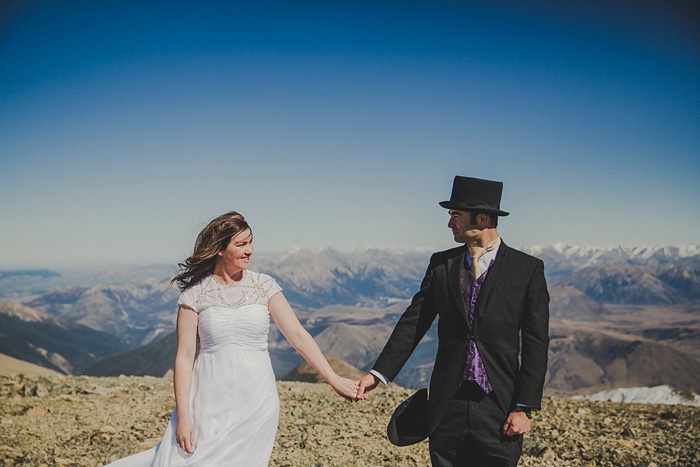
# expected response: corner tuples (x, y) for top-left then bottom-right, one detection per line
(107, 211), (358, 466)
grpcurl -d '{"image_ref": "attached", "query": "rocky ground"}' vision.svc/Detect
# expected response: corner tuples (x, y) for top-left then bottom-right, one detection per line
(1, 374), (699, 466)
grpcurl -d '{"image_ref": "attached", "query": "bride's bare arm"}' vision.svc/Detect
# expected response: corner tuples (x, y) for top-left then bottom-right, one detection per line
(173, 305), (198, 454)
(269, 293), (359, 401)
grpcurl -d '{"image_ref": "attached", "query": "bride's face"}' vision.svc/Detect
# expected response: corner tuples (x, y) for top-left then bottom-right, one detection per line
(217, 228), (253, 273)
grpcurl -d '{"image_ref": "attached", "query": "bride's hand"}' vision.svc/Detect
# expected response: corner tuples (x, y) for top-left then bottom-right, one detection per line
(330, 376), (360, 402)
(176, 418), (196, 454)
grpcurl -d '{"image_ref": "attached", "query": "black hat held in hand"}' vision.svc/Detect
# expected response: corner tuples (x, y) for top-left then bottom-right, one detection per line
(386, 388), (429, 446)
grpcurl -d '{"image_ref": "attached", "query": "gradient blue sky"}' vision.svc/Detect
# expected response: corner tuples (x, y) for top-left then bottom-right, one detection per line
(1, 0), (699, 268)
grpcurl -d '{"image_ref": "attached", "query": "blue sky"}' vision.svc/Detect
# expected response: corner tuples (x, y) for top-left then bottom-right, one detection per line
(1, 0), (699, 268)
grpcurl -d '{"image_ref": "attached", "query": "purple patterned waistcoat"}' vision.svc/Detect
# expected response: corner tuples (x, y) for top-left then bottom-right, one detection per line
(459, 265), (493, 393)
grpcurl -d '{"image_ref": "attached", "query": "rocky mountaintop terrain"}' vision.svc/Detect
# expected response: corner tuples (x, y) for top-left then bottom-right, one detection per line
(1, 372), (699, 466)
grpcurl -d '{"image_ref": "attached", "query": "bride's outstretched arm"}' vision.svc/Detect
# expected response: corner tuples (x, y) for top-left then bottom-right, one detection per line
(269, 293), (359, 401)
(174, 305), (198, 454)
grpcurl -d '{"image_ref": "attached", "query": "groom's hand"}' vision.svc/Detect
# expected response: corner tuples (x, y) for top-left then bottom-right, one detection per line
(502, 409), (531, 436)
(356, 373), (380, 400)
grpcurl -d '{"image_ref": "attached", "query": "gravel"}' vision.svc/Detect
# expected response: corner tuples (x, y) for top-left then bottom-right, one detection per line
(1, 374), (699, 466)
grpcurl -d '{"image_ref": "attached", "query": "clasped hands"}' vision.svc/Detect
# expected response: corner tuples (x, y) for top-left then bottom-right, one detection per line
(331, 373), (380, 402)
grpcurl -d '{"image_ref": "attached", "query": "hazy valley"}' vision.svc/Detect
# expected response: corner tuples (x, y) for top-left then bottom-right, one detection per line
(1, 244), (699, 397)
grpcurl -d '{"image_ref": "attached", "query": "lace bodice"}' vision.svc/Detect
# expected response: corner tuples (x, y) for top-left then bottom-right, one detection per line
(177, 272), (282, 353)
(178, 272), (281, 313)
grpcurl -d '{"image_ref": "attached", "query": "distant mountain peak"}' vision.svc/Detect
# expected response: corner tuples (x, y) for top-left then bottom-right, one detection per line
(526, 243), (700, 262)
(280, 357), (364, 383)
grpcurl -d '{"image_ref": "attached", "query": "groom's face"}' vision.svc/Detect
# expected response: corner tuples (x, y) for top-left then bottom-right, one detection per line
(447, 210), (478, 244)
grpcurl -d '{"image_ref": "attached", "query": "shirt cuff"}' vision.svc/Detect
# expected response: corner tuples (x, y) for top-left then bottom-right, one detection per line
(369, 369), (389, 385)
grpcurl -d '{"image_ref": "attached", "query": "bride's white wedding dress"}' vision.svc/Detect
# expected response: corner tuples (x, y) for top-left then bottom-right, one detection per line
(107, 272), (282, 466)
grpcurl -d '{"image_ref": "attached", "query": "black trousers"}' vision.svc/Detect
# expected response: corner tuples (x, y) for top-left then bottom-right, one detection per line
(429, 382), (522, 467)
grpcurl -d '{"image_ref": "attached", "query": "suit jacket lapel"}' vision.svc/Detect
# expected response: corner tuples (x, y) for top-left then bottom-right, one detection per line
(475, 241), (508, 320)
(447, 246), (468, 324)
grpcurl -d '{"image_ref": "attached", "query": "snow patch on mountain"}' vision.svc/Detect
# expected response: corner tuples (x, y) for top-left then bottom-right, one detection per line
(525, 244), (700, 263)
(574, 385), (700, 406)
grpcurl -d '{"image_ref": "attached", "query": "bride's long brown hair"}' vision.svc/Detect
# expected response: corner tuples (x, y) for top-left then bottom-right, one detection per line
(171, 212), (251, 291)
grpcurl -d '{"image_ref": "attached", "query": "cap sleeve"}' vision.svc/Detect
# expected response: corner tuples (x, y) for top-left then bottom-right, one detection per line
(177, 286), (200, 313)
(265, 275), (282, 302)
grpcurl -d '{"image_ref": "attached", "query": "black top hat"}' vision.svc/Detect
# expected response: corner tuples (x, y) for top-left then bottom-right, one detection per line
(439, 176), (510, 216)
(386, 388), (429, 446)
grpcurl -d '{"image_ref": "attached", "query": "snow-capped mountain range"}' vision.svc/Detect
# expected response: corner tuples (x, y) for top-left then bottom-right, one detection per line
(1, 243), (698, 397)
(522, 243), (700, 272)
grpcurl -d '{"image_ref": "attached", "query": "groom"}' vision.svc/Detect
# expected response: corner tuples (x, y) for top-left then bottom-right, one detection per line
(357, 176), (550, 466)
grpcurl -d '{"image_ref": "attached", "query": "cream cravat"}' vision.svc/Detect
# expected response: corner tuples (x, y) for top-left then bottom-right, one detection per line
(468, 237), (501, 278)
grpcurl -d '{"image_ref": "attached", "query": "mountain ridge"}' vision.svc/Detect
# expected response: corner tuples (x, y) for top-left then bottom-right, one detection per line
(0, 302), (129, 374)
(2, 244), (698, 394)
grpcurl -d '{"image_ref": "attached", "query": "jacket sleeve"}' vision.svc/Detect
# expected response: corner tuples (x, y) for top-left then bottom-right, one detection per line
(372, 258), (439, 382)
(514, 259), (550, 410)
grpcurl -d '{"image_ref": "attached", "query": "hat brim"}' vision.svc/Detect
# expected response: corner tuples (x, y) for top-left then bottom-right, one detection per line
(386, 388), (429, 446)
(439, 201), (509, 216)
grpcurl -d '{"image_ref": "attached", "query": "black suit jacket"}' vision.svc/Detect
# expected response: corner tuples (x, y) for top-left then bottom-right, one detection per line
(374, 241), (549, 435)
